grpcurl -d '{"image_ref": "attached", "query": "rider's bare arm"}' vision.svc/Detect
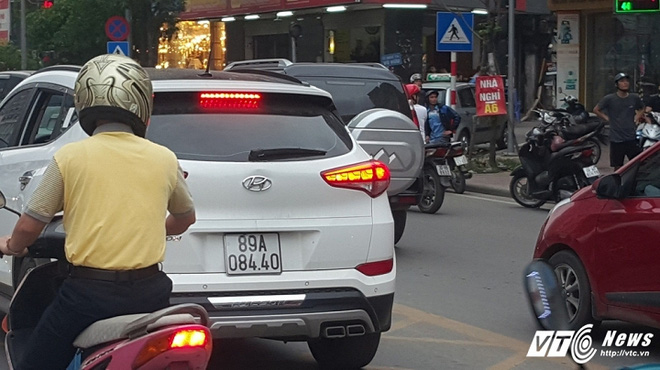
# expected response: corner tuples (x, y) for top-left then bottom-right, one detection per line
(0, 214), (47, 256)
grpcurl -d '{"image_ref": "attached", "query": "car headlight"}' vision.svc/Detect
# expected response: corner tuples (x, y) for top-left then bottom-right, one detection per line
(547, 197), (571, 219)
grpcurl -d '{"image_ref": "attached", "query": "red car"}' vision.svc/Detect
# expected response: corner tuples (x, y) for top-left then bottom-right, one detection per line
(533, 142), (660, 330)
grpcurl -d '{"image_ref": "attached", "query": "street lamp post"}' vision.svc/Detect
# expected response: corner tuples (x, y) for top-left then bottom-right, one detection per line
(20, 0), (26, 69)
(506, 0), (516, 154)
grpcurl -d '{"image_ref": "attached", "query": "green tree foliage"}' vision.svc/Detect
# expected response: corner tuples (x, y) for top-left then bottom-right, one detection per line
(27, 0), (124, 65)
(0, 44), (40, 71)
(25, 0), (185, 66)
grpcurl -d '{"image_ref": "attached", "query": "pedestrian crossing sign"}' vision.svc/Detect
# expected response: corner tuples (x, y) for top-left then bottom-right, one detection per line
(436, 12), (473, 52)
(107, 41), (130, 57)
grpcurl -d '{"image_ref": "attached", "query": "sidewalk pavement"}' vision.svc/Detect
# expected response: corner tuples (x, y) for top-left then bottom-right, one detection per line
(464, 121), (614, 198)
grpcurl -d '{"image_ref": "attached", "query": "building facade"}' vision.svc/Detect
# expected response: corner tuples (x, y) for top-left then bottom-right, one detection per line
(548, 0), (660, 108)
(169, 0), (550, 112)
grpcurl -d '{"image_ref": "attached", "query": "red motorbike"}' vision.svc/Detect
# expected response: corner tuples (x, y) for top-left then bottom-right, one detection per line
(0, 191), (213, 370)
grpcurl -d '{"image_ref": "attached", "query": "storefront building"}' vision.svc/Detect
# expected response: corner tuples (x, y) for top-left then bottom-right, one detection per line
(166, 1), (549, 112)
(549, 0), (660, 108)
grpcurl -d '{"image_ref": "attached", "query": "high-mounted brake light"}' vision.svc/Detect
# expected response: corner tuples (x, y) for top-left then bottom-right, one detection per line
(133, 327), (211, 368)
(199, 92), (261, 109)
(321, 160), (390, 198)
(356, 258), (394, 276)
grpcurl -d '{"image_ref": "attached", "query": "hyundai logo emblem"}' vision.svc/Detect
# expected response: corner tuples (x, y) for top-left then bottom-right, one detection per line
(242, 176), (272, 192)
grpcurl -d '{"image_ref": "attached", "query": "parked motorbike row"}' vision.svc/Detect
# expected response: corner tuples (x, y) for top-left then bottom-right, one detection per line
(509, 97), (608, 208)
(0, 192), (213, 370)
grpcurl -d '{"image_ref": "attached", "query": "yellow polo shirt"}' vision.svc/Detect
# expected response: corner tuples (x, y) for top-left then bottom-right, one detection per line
(26, 123), (194, 270)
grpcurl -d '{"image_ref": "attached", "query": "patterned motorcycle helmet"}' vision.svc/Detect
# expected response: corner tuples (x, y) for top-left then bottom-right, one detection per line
(74, 54), (153, 137)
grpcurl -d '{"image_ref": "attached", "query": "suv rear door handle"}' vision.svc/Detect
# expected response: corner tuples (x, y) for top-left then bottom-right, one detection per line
(19, 171), (34, 190)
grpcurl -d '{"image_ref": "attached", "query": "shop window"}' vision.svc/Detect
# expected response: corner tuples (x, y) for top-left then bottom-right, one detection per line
(158, 21), (226, 70)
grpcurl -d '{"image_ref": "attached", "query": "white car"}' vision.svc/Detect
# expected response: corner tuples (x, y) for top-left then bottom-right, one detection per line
(0, 66), (395, 368)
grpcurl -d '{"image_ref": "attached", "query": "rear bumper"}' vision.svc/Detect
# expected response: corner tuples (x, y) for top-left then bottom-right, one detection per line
(170, 290), (394, 340)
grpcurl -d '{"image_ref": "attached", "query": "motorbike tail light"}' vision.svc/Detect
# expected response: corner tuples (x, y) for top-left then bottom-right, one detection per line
(356, 258), (394, 276)
(199, 92), (261, 109)
(321, 160), (390, 198)
(133, 327), (211, 369)
(581, 148), (594, 158)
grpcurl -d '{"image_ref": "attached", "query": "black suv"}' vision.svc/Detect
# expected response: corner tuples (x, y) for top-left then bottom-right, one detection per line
(226, 59), (424, 243)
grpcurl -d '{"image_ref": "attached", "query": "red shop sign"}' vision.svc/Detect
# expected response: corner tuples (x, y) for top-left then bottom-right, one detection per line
(475, 75), (507, 117)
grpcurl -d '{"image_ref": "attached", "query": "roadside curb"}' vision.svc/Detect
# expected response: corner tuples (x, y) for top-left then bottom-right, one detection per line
(465, 183), (510, 198)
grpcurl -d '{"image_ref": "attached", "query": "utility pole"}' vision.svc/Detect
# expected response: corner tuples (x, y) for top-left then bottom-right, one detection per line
(20, 0), (26, 69)
(506, 0), (516, 154)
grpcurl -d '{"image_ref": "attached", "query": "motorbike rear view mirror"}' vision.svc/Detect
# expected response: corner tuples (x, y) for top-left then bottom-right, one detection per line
(596, 174), (623, 199)
(523, 260), (569, 330)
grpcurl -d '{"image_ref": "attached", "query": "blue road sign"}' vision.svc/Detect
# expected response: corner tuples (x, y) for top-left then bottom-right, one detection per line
(107, 41), (130, 56)
(380, 53), (403, 67)
(436, 12), (473, 52)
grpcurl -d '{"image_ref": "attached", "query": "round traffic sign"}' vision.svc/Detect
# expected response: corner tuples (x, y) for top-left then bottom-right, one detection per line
(105, 16), (130, 41)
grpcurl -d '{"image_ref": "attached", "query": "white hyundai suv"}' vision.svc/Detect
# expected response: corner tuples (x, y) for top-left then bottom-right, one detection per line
(0, 66), (395, 368)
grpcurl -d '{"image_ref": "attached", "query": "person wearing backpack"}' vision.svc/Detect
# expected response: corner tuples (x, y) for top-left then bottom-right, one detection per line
(425, 90), (461, 145)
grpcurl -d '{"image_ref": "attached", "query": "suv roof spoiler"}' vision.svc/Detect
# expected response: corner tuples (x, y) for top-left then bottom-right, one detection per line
(225, 59), (293, 71)
(32, 65), (82, 75)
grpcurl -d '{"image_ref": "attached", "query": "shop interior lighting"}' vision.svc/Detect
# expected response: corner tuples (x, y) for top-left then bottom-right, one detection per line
(245, 14), (260, 20)
(277, 11), (294, 17)
(221, 17), (236, 22)
(382, 4), (428, 9)
(471, 8), (489, 14)
(326, 6), (347, 12)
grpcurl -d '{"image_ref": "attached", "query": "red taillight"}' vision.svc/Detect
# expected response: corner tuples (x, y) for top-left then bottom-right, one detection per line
(133, 328), (211, 368)
(321, 160), (390, 198)
(170, 329), (208, 348)
(199, 92), (261, 109)
(356, 258), (394, 276)
(582, 149), (594, 158)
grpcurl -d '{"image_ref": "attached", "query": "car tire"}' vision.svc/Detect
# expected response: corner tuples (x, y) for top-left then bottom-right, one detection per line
(392, 209), (407, 244)
(308, 332), (380, 369)
(418, 167), (445, 214)
(509, 173), (545, 208)
(548, 251), (595, 330)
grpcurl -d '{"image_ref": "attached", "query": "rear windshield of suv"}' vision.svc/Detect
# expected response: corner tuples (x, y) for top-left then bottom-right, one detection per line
(299, 78), (412, 123)
(147, 92), (353, 162)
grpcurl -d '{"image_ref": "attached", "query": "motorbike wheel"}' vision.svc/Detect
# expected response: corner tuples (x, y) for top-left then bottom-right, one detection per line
(585, 138), (601, 164)
(509, 173), (546, 208)
(418, 167), (445, 214)
(450, 169), (466, 194)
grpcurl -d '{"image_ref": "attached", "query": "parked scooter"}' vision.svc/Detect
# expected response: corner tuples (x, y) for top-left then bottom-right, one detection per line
(637, 111), (660, 150)
(533, 107), (606, 165)
(418, 141), (470, 213)
(0, 191), (213, 370)
(509, 122), (603, 208)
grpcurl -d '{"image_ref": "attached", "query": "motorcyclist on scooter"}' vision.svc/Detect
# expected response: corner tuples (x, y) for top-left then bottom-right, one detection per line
(425, 90), (461, 145)
(0, 54), (196, 369)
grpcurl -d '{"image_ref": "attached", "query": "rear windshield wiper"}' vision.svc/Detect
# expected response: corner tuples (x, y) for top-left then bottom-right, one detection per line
(248, 148), (327, 161)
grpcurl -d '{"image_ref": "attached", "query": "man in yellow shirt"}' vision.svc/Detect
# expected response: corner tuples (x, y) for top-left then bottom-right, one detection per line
(0, 54), (196, 369)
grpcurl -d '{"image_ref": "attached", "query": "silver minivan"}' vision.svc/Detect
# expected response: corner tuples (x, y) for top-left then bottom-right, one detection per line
(422, 82), (507, 150)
